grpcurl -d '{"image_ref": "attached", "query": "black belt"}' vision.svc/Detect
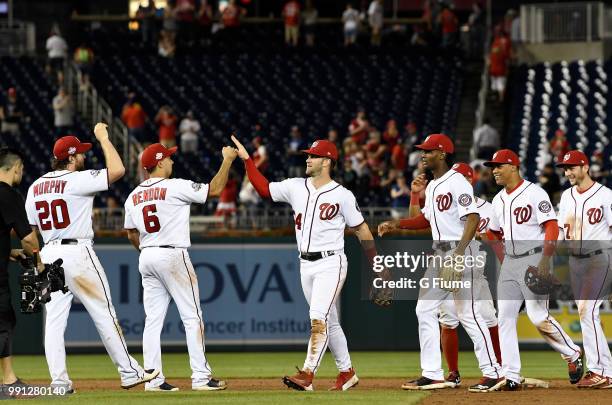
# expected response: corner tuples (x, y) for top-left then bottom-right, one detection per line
(300, 251), (336, 261)
(143, 245), (176, 249)
(506, 246), (543, 259)
(61, 239), (78, 245)
(571, 249), (603, 259)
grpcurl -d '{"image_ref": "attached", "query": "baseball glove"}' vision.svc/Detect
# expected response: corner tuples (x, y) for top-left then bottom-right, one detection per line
(439, 255), (462, 292)
(524, 266), (559, 295)
(370, 268), (393, 307)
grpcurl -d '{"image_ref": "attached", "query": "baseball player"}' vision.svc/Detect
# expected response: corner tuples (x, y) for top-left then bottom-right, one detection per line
(378, 135), (503, 392)
(555, 150), (612, 389)
(24, 124), (159, 391)
(231, 135), (376, 391)
(438, 163), (502, 387)
(483, 149), (583, 391)
(124, 143), (236, 391)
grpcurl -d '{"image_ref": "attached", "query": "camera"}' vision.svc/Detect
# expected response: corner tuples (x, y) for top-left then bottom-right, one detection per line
(19, 256), (67, 314)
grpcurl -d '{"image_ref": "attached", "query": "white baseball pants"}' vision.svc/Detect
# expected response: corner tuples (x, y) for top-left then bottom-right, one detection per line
(498, 253), (581, 383)
(139, 248), (213, 389)
(570, 251), (612, 378)
(300, 253), (352, 373)
(41, 243), (146, 388)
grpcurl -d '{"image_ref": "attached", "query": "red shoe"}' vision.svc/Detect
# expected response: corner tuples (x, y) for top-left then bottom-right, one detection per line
(576, 371), (607, 388)
(329, 368), (359, 391)
(283, 367), (314, 391)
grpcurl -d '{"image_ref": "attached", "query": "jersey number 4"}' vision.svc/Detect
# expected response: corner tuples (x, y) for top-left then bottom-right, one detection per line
(35, 199), (71, 230)
(143, 204), (161, 233)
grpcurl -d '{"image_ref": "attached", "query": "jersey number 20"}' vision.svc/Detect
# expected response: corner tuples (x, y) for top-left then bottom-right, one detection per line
(35, 199), (70, 230)
(143, 204), (161, 233)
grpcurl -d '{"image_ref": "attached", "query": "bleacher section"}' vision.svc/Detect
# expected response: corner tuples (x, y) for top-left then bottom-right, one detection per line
(508, 59), (612, 181)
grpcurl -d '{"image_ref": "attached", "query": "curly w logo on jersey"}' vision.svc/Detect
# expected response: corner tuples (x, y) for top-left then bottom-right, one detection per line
(436, 192), (452, 211)
(513, 205), (532, 224)
(319, 202), (340, 220)
(587, 207), (603, 224)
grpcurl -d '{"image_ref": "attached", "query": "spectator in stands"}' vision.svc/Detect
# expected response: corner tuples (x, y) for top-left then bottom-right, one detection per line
(162, 1), (178, 46)
(283, 0), (301, 47)
(510, 9), (521, 45)
(45, 28), (68, 86)
(590, 151), (609, 185)
(287, 126), (306, 177)
(465, 1), (484, 58)
(52, 87), (74, 137)
(252, 136), (268, 173)
(473, 117), (500, 159)
(390, 174), (410, 219)
(348, 108), (369, 144)
(196, 0), (214, 44)
(121, 92), (148, 142)
(390, 138), (408, 172)
(137, 0), (158, 47)
(176, 0), (196, 48)
(0, 88), (22, 137)
(403, 121), (419, 148)
(539, 163), (561, 202)
(342, 3), (360, 46)
(367, 0), (384, 46)
(503, 9), (516, 40)
(489, 26), (511, 103)
(382, 119), (399, 149)
(238, 177), (261, 229)
(411, 22), (433, 47)
(341, 158), (357, 190)
(215, 170), (239, 226)
(178, 110), (201, 153)
(155, 105), (178, 148)
(474, 166), (494, 199)
(158, 30), (177, 57)
(302, 0), (318, 47)
(73, 43), (94, 90)
(438, 3), (458, 48)
(549, 129), (570, 164)
(365, 131), (387, 171)
(222, 0), (245, 29)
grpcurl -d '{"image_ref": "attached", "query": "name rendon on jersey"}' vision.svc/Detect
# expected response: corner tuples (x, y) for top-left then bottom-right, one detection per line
(131, 187), (168, 206)
(32, 180), (68, 196)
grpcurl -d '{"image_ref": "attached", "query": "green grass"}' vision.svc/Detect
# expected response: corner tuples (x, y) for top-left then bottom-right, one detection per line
(11, 351), (570, 404)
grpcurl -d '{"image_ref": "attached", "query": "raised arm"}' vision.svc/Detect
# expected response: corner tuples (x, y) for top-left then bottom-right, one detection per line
(93, 123), (125, 184)
(208, 146), (238, 197)
(231, 135), (271, 199)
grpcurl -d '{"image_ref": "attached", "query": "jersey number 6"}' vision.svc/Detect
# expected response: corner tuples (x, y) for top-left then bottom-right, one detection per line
(143, 204), (161, 233)
(35, 199), (71, 230)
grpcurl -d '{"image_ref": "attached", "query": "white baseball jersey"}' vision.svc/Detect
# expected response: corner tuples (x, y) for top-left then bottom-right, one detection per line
(557, 182), (612, 253)
(475, 196), (494, 233)
(269, 178), (364, 252)
(421, 169), (479, 240)
(25, 169), (108, 243)
(489, 180), (557, 255)
(124, 177), (209, 248)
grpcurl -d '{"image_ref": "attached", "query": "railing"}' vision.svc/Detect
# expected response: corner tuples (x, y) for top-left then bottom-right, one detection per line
(65, 63), (142, 182)
(521, 2), (608, 43)
(0, 20), (35, 56)
(93, 206), (397, 233)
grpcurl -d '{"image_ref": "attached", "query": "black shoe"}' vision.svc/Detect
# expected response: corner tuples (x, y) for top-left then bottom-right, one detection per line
(568, 351), (584, 384)
(192, 378), (227, 391)
(146, 382), (179, 392)
(445, 371), (461, 388)
(401, 376), (447, 390)
(5, 378), (28, 388)
(500, 379), (522, 391)
(468, 377), (505, 392)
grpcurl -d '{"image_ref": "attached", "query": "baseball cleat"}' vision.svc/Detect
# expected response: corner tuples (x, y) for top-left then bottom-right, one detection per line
(568, 351), (584, 384)
(401, 376), (447, 390)
(121, 369), (160, 390)
(282, 367), (314, 391)
(499, 379), (522, 391)
(329, 368), (359, 391)
(468, 377), (505, 392)
(192, 378), (227, 391)
(576, 371), (607, 388)
(601, 377), (612, 389)
(146, 382), (179, 392)
(445, 370), (461, 388)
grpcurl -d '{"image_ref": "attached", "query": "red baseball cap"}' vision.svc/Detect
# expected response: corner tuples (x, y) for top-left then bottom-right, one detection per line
(141, 143), (177, 170)
(53, 135), (92, 160)
(483, 149), (520, 167)
(452, 162), (474, 183)
(414, 133), (454, 154)
(301, 140), (338, 161)
(555, 150), (589, 167)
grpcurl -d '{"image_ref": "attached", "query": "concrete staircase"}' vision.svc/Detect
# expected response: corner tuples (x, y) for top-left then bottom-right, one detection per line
(453, 61), (485, 162)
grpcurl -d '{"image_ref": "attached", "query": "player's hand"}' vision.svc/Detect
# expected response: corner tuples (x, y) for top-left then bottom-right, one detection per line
(537, 255), (551, 274)
(378, 220), (399, 237)
(230, 135), (250, 160)
(410, 174), (428, 193)
(9, 249), (26, 262)
(222, 146), (238, 161)
(93, 122), (110, 142)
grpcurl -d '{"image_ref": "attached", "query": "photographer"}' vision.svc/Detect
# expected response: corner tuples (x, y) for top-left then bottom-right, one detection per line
(0, 148), (41, 388)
